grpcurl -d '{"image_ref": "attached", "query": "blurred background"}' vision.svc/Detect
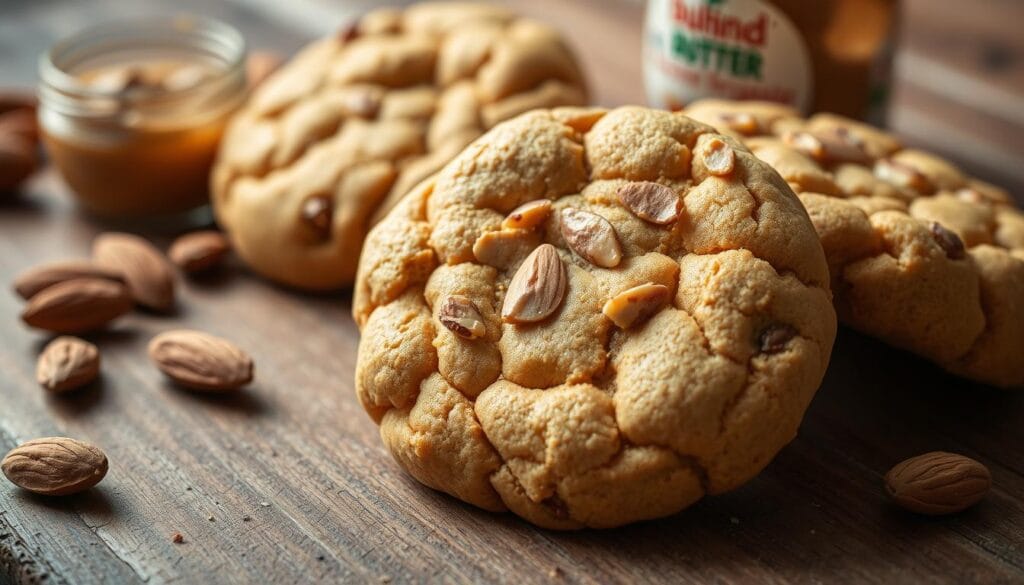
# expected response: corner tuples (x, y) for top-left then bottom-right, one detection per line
(3, 0), (1023, 198)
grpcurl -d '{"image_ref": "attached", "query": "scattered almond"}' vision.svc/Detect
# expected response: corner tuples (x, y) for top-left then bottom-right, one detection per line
(885, 452), (991, 515)
(559, 208), (621, 268)
(1, 437), (108, 496)
(168, 231), (231, 274)
(438, 295), (486, 339)
(472, 229), (541, 270)
(0, 91), (37, 116)
(616, 182), (681, 225)
(0, 108), (38, 144)
(502, 200), (552, 231)
(0, 94), (38, 193)
(700, 138), (736, 176)
(93, 232), (176, 312)
(36, 336), (100, 393)
(501, 244), (566, 324)
(148, 330), (254, 392)
(21, 277), (133, 333)
(602, 283), (670, 328)
(13, 260), (126, 300)
(0, 133), (37, 193)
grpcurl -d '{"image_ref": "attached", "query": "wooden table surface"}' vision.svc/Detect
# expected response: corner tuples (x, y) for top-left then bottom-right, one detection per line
(3, 1), (1024, 584)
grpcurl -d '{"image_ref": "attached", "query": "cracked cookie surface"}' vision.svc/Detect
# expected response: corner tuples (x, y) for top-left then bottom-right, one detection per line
(212, 2), (586, 290)
(685, 99), (1024, 388)
(353, 106), (836, 529)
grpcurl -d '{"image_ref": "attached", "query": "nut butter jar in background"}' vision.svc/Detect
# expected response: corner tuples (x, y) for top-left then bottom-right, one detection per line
(644, 0), (899, 122)
(38, 16), (247, 220)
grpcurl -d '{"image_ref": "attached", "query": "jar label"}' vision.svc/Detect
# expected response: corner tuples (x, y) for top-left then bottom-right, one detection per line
(644, 0), (813, 112)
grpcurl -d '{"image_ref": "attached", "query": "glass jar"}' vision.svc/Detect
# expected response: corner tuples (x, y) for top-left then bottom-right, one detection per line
(644, 0), (899, 122)
(38, 15), (247, 219)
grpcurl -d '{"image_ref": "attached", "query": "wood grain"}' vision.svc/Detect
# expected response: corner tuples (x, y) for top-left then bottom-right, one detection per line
(3, 178), (1024, 584)
(2, 0), (1024, 583)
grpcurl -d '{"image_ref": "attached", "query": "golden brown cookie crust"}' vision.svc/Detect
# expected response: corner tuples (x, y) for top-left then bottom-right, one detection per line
(354, 107), (836, 529)
(212, 2), (587, 290)
(685, 99), (1024, 387)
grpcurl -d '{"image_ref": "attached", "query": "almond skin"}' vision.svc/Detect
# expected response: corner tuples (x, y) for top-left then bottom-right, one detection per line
(37, 336), (100, 393)
(168, 230), (231, 274)
(13, 260), (126, 300)
(616, 182), (681, 225)
(148, 330), (254, 391)
(885, 451), (991, 515)
(93, 232), (176, 312)
(559, 208), (622, 268)
(1, 437), (108, 496)
(501, 244), (566, 324)
(21, 277), (133, 333)
(438, 295), (487, 339)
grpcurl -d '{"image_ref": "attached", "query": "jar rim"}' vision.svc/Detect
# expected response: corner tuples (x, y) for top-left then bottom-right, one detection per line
(39, 14), (247, 116)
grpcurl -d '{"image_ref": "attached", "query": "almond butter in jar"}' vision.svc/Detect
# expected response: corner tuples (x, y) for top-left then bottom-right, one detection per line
(38, 16), (247, 220)
(644, 0), (899, 122)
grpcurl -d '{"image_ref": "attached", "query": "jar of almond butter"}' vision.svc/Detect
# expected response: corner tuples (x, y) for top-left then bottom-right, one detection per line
(38, 16), (247, 220)
(644, 0), (899, 121)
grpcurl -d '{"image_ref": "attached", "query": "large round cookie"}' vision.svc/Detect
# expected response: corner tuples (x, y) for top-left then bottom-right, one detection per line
(212, 3), (587, 290)
(352, 106), (836, 529)
(685, 99), (1024, 388)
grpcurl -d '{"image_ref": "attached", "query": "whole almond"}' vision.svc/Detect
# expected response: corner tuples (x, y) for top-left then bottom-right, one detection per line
(21, 277), (133, 333)
(560, 208), (622, 268)
(93, 232), (176, 312)
(0, 108), (39, 143)
(602, 283), (670, 328)
(36, 336), (100, 393)
(616, 182), (681, 225)
(501, 244), (567, 324)
(13, 260), (126, 300)
(438, 295), (487, 339)
(168, 231), (231, 274)
(502, 200), (552, 231)
(148, 330), (254, 391)
(0, 133), (37, 193)
(885, 451), (991, 515)
(2, 437), (108, 496)
(0, 91), (36, 115)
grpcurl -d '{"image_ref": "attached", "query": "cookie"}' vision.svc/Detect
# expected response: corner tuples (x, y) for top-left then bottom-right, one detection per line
(352, 106), (836, 529)
(685, 99), (1024, 388)
(212, 3), (587, 290)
